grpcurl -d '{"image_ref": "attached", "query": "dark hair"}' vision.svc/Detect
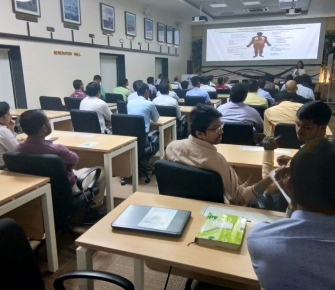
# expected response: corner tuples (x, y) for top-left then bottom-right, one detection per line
(137, 82), (149, 96)
(159, 80), (169, 95)
(133, 80), (143, 92)
(93, 75), (101, 81)
(158, 74), (163, 78)
(199, 76), (206, 85)
(0, 102), (10, 118)
(191, 76), (200, 87)
(73, 79), (83, 90)
(247, 79), (259, 92)
(296, 60), (304, 69)
(217, 77), (223, 85)
(264, 73), (274, 82)
(274, 91), (291, 103)
(286, 74), (294, 81)
(296, 101), (331, 126)
(258, 79), (266, 89)
(301, 74), (312, 86)
(147, 77), (154, 84)
(223, 77), (229, 83)
(230, 83), (248, 103)
(174, 76), (179, 81)
(294, 76), (303, 85)
(190, 104), (222, 137)
(209, 75), (214, 81)
(117, 78), (128, 87)
(290, 139), (335, 212)
(86, 82), (100, 97)
(180, 81), (189, 90)
(20, 110), (48, 136)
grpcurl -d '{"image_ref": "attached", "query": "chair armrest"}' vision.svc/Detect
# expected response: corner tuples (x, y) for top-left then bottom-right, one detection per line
(148, 130), (159, 142)
(76, 167), (101, 192)
(179, 115), (186, 122)
(53, 270), (134, 290)
(104, 126), (113, 134)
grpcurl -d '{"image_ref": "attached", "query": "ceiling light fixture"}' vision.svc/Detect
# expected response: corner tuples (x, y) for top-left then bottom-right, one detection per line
(243, 1), (261, 5)
(209, 4), (228, 8)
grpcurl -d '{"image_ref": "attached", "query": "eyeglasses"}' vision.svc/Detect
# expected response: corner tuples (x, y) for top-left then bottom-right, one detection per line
(206, 123), (224, 134)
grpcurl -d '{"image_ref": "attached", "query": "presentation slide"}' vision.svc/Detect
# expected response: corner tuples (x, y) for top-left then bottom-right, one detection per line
(206, 23), (321, 62)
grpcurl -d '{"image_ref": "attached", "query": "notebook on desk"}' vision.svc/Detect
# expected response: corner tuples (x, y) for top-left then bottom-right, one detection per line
(111, 205), (191, 237)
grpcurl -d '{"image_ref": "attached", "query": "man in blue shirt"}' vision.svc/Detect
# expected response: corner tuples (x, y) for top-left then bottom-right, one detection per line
(247, 139), (335, 290)
(186, 76), (210, 104)
(257, 79), (275, 106)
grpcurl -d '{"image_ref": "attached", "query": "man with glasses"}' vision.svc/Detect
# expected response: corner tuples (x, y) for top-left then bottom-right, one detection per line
(164, 104), (274, 206)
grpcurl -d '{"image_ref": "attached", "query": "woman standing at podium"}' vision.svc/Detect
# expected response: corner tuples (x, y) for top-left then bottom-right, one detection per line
(292, 60), (305, 78)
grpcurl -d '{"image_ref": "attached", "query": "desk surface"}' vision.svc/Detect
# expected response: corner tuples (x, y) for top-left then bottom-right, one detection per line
(76, 192), (284, 286)
(0, 170), (50, 205)
(151, 116), (176, 126)
(218, 94), (230, 99)
(178, 99), (221, 105)
(11, 109), (70, 119)
(180, 106), (194, 113)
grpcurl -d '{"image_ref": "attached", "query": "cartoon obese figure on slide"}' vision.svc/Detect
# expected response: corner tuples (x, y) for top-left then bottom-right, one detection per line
(246, 32), (271, 58)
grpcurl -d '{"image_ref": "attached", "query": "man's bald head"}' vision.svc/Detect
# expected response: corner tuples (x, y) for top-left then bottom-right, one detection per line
(285, 80), (298, 93)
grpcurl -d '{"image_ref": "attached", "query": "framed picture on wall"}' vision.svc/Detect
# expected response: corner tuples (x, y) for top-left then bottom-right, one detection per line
(12, 0), (41, 17)
(100, 3), (115, 32)
(144, 18), (153, 40)
(157, 22), (165, 43)
(125, 11), (136, 36)
(60, 0), (81, 25)
(174, 28), (180, 46)
(166, 26), (173, 44)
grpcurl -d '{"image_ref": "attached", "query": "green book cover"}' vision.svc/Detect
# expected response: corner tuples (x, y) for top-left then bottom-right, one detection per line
(195, 212), (247, 250)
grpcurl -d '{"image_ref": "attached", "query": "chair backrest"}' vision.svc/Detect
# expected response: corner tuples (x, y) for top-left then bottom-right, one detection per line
(216, 88), (230, 94)
(155, 84), (160, 91)
(39, 96), (64, 111)
(155, 105), (177, 117)
(70, 109), (101, 133)
(220, 123), (254, 145)
(154, 160), (224, 203)
(3, 152), (73, 231)
(0, 218), (45, 290)
(184, 96), (206, 106)
(105, 93), (124, 103)
(64, 97), (83, 111)
(117, 101), (128, 114)
(111, 114), (147, 160)
(242, 79), (249, 83)
(274, 123), (304, 149)
(247, 105), (266, 120)
(208, 91), (218, 99)
(263, 88), (276, 98)
(173, 89), (187, 99)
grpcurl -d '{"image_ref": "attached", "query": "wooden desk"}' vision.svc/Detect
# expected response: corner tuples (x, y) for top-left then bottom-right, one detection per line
(11, 109), (72, 131)
(150, 117), (177, 158)
(75, 192), (284, 290)
(107, 103), (117, 112)
(0, 171), (58, 272)
(218, 94), (230, 103)
(178, 99), (221, 108)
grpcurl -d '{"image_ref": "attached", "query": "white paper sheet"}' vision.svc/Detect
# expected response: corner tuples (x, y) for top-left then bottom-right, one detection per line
(78, 141), (98, 148)
(137, 207), (178, 230)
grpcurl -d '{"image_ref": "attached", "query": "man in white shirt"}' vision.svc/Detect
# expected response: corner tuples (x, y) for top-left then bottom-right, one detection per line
(171, 76), (182, 90)
(0, 102), (19, 168)
(200, 76), (216, 92)
(155, 74), (163, 85)
(80, 82), (112, 133)
(128, 80), (141, 102)
(295, 76), (315, 100)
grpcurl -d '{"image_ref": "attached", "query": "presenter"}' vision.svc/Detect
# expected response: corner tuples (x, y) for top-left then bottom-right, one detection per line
(292, 61), (305, 77)
(246, 32), (271, 58)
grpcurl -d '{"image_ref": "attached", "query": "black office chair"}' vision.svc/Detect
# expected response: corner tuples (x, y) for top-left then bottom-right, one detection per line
(64, 96), (82, 111)
(39, 96), (65, 111)
(112, 114), (159, 183)
(105, 93), (124, 103)
(247, 105), (266, 120)
(274, 123), (304, 149)
(220, 123), (255, 145)
(216, 89), (230, 94)
(155, 105), (188, 139)
(0, 218), (134, 290)
(173, 89), (187, 99)
(242, 79), (249, 83)
(117, 101), (128, 114)
(230, 80), (239, 84)
(70, 109), (102, 133)
(263, 88), (276, 98)
(184, 96), (206, 106)
(208, 91), (218, 99)
(3, 153), (101, 232)
(154, 160), (224, 203)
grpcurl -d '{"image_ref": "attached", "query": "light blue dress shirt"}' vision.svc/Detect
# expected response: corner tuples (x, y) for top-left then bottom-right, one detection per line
(185, 87), (210, 103)
(127, 96), (160, 132)
(258, 88), (275, 106)
(247, 210), (335, 290)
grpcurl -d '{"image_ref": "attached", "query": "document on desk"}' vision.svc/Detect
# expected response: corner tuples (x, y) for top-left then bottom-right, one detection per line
(138, 207), (178, 230)
(65, 132), (97, 138)
(78, 141), (98, 148)
(269, 169), (291, 203)
(240, 146), (291, 154)
(200, 205), (282, 224)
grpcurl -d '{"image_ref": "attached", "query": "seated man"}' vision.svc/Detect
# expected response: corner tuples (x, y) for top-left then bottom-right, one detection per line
(128, 80), (141, 102)
(112, 78), (131, 101)
(156, 79), (179, 101)
(164, 104), (273, 206)
(15, 110), (106, 220)
(200, 76), (216, 92)
(180, 80), (189, 90)
(80, 82), (112, 133)
(0, 102), (19, 168)
(70, 79), (87, 98)
(248, 139), (335, 290)
(147, 77), (157, 95)
(215, 77), (230, 90)
(245, 79), (268, 108)
(186, 76), (210, 104)
(257, 79), (275, 106)
(93, 75), (106, 100)
(295, 76), (315, 100)
(208, 75), (215, 87)
(127, 82), (160, 155)
(155, 74), (163, 85)
(280, 74), (294, 91)
(171, 76), (182, 90)
(283, 80), (312, 104)
(217, 83), (263, 132)
(264, 73), (276, 90)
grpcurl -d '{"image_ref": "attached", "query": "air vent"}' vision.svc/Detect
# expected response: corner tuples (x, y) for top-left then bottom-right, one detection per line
(244, 7), (269, 12)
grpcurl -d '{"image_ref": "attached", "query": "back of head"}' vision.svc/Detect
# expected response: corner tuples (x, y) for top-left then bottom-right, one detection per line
(301, 74), (312, 86)
(223, 77), (229, 83)
(137, 82), (149, 97)
(93, 75), (101, 82)
(285, 80), (298, 93)
(191, 76), (200, 87)
(0, 102), (10, 118)
(286, 74), (294, 81)
(190, 104), (222, 137)
(264, 73), (274, 82)
(86, 82), (100, 97)
(294, 76), (303, 85)
(159, 80), (169, 95)
(296, 101), (331, 126)
(209, 75), (214, 81)
(73, 79), (82, 90)
(258, 79), (266, 89)
(20, 110), (48, 136)
(290, 139), (335, 213)
(274, 91), (291, 103)
(217, 77), (223, 85)
(117, 78), (127, 87)
(158, 74), (163, 79)
(247, 79), (259, 92)
(199, 76), (207, 85)
(133, 80), (143, 92)
(181, 80), (189, 90)
(230, 83), (248, 103)
(147, 77), (154, 85)
(174, 76), (179, 82)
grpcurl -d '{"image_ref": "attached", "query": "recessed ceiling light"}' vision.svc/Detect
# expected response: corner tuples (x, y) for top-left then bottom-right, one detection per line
(243, 1), (261, 5)
(210, 3), (228, 8)
(279, 0), (297, 2)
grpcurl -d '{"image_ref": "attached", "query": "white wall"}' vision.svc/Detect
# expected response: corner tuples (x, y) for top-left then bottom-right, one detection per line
(0, 0), (192, 108)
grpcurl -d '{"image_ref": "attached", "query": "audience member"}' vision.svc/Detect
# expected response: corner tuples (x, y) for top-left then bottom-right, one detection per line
(180, 80), (189, 90)
(200, 76), (216, 92)
(112, 78), (131, 101)
(171, 76), (182, 90)
(16, 110), (106, 220)
(93, 75), (106, 100)
(0, 102), (18, 168)
(257, 79), (275, 106)
(164, 104), (274, 205)
(147, 77), (157, 95)
(301, 74), (313, 90)
(128, 80), (141, 102)
(215, 77), (230, 90)
(295, 76), (315, 100)
(208, 75), (215, 87)
(280, 74), (294, 91)
(70, 79), (87, 98)
(264, 73), (275, 90)
(223, 77), (233, 89)
(217, 83), (263, 132)
(155, 73), (163, 85)
(244, 79), (268, 108)
(292, 60), (305, 77)
(80, 82), (112, 133)
(284, 80), (312, 104)
(157, 78), (179, 100)
(186, 76), (210, 104)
